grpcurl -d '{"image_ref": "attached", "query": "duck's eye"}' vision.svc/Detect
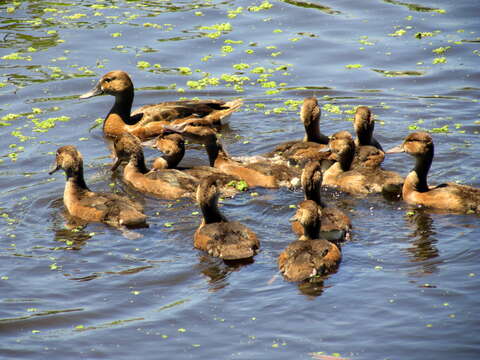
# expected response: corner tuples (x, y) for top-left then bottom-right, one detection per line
(104, 78), (112, 83)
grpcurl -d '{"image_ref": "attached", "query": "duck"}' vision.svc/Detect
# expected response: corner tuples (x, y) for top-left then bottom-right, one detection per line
(163, 123), (301, 189)
(151, 130), (245, 197)
(278, 200), (341, 282)
(111, 132), (198, 199)
(194, 176), (260, 260)
(323, 131), (403, 196)
(291, 161), (352, 242)
(264, 97), (331, 167)
(49, 145), (147, 228)
(79, 70), (242, 140)
(351, 106), (385, 169)
(386, 131), (480, 213)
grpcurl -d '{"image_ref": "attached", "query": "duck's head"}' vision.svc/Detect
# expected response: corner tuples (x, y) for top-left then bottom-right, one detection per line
(386, 131), (433, 158)
(111, 133), (143, 170)
(293, 200), (321, 240)
(353, 106), (374, 144)
(79, 70), (133, 99)
(49, 145), (83, 176)
(152, 132), (186, 169)
(301, 161), (323, 202)
(300, 97), (320, 127)
(328, 131), (354, 160)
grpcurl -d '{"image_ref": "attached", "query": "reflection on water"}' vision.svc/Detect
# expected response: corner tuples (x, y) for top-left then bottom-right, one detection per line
(405, 209), (440, 275)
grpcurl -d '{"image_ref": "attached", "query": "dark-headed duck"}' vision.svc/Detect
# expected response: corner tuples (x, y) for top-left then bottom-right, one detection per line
(323, 131), (403, 196)
(291, 161), (352, 242)
(194, 176), (259, 260)
(164, 124), (301, 189)
(278, 200), (341, 282)
(111, 133), (197, 199)
(79, 70), (242, 140)
(387, 132), (480, 214)
(265, 97), (331, 167)
(49, 146), (147, 228)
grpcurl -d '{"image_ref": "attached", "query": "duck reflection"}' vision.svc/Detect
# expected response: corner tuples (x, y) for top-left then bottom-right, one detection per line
(405, 209), (439, 274)
(196, 254), (254, 292)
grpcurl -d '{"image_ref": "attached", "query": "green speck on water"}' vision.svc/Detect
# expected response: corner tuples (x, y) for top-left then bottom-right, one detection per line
(432, 57), (447, 64)
(1, 276), (8, 280)
(430, 125), (449, 133)
(432, 46), (451, 54)
(137, 61), (151, 69)
(227, 180), (248, 191)
(31, 330), (40, 334)
(345, 64), (363, 69)
(111, 32), (122, 38)
(164, 222), (173, 227)
(389, 29), (406, 37)
(75, 325), (85, 330)
(178, 328), (186, 333)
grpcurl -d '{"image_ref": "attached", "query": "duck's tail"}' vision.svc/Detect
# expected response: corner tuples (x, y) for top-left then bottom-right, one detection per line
(205, 98), (243, 125)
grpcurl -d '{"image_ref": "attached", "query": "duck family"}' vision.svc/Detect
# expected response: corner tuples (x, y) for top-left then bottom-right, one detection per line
(49, 70), (480, 285)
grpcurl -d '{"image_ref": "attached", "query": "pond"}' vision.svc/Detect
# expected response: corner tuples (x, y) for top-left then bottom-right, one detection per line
(0, 1), (479, 359)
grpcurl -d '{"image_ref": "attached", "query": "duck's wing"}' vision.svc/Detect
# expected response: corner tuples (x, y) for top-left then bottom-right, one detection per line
(145, 169), (198, 192)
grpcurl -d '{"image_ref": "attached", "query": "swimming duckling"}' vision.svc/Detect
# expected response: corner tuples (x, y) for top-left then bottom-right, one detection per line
(151, 131), (244, 197)
(265, 97), (331, 167)
(323, 131), (403, 196)
(163, 124), (301, 189)
(49, 146), (147, 228)
(291, 161), (352, 242)
(387, 132), (480, 214)
(111, 133), (197, 199)
(278, 200), (341, 282)
(194, 176), (259, 260)
(79, 70), (242, 140)
(351, 106), (385, 169)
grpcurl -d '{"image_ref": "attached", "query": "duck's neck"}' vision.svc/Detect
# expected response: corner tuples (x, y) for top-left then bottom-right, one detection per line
(301, 219), (320, 241)
(65, 165), (89, 191)
(200, 195), (227, 225)
(130, 152), (150, 174)
(108, 90), (134, 125)
(303, 181), (325, 208)
(304, 120), (329, 144)
(205, 141), (222, 167)
(338, 148), (354, 172)
(155, 145), (185, 169)
(410, 148), (433, 192)
(356, 128), (373, 146)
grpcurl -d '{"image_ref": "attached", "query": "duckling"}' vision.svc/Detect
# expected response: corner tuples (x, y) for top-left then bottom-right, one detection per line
(194, 176), (259, 260)
(278, 200), (341, 282)
(151, 131), (244, 197)
(163, 124), (301, 189)
(291, 161), (352, 242)
(79, 70), (242, 140)
(111, 133), (197, 199)
(323, 131), (403, 196)
(351, 106), (385, 169)
(265, 97), (331, 167)
(49, 146), (147, 228)
(386, 132), (480, 214)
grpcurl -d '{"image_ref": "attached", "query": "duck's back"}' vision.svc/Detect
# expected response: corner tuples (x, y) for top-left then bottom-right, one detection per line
(406, 182), (480, 213)
(194, 221), (259, 260)
(278, 239), (341, 281)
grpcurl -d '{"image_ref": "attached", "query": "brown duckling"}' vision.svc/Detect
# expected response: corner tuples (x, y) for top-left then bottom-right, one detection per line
(387, 132), (480, 214)
(278, 200), (341, 282)
(49, 146), (147, 228)
(79, 70), (242, 140)
(163, 124), (301, 189)
(323, 131), (403, 196)
(194, 176), (259, 260)
(351, 106), (385, 169)
(291, 161), (352, 242)
(111, 133), (197, 199)
(151, 131), (244, 197)
(265, 97), (331, 167)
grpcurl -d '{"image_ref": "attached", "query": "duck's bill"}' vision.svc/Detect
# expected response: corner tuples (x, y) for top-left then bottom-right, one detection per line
(79, 82), (103, 99)
(48, 164), (60, 175)
(385, 145), (404, 154)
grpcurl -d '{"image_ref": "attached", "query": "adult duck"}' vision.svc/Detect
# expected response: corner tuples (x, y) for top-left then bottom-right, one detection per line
(265, 97), (331, 167)
(323, 131), (403, 196)
(79, 70), (242, 139)
(49, 146), (147, 228)
(163, 124), (301, 189)
(111, 133), (197, 199)
(387, 131), (480, 213)
(278, 200), (341, 282)
(291, 161), (352, 242)
(194, 176), (259, 260)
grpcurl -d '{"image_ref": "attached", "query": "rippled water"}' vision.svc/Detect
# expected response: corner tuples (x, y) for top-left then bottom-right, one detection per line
(1, 1), (479, 359)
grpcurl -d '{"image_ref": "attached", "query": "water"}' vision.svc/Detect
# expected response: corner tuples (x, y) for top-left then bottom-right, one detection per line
(1, 1), (479, 359)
